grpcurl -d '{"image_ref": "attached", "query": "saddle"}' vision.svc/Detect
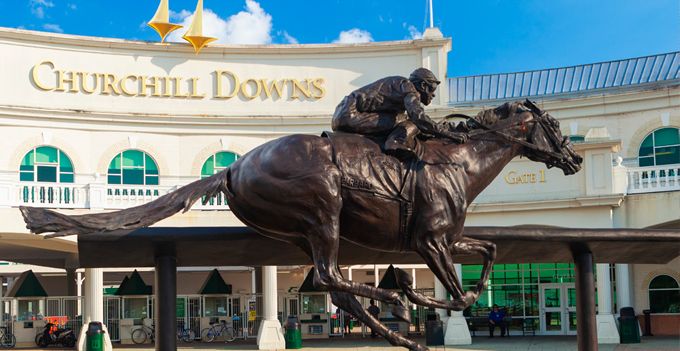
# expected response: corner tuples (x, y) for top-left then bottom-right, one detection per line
(322, 131), (418, 251)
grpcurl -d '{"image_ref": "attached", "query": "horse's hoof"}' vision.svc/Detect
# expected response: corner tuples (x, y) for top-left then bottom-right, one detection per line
(408, 342), (429, 351)
(392, 304), (411, 324)
(394, 268), (413, 287)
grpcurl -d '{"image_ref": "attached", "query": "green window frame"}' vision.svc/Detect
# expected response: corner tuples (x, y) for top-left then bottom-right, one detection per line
(201, 152), (240, 178)
(648, 275), (679, 314)
(107, 150), (159, 185)
(19, 146), (75, 183)
(638, 128), (680, 167)
(569, 136), (585, 142)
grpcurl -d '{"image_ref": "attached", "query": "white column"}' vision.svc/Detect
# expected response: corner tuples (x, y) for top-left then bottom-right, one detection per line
(257, 266), (284, 350)
(6, 277), (16, 323)
(348, 268), (352, 281)
(374, 265), (379, 287)
(78, 268), (112, 351)
(411, 269), (417, 289)
(444, 263), (471, 345)
(251, 268), (256, 294)
(615, 264), (631, 312)
(434, 277), (447, 321)
(595, 263), (619, 344)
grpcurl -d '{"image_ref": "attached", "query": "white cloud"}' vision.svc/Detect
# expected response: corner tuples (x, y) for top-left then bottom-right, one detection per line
(43, 23), (63, 33)
(68, 4), (77, 10)
(167, 0), (273, 45)
(30, 0), (54, 19)
(332, 28), (374, 44)
(281, 31), (298, 44)
(17, 25), (26, 30)
(406, 25), (422, 40)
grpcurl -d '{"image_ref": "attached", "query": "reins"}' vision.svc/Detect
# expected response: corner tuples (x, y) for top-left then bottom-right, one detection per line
(444, 112), (568, 162)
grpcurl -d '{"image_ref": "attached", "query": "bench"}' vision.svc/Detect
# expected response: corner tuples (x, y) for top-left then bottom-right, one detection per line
(467, 316), (524, 337)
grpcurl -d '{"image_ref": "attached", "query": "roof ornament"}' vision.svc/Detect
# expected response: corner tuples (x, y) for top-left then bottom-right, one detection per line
(182, 0), (217, 54)
(147, 0), (183, 42)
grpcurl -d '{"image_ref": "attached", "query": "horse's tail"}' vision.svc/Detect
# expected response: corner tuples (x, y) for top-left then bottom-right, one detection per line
(20, 169), (230, 238)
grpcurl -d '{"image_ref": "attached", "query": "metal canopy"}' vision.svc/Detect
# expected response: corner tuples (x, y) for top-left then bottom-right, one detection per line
(76, 226), (680, 268)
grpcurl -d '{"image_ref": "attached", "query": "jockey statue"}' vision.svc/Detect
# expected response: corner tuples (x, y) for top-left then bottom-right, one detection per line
(332, 68), (469, 157)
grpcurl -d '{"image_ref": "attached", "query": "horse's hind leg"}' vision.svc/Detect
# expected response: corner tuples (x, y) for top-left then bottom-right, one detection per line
(329, 292), (428, 351)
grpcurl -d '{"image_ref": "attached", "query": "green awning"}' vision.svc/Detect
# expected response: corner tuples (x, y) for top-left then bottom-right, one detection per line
(378, 265), (400, 290)
(116, 270), (151, 296)
(114, 276), (130, 296)
(5, 270), (48, 297)
(199, 269), (232, 295)
(298, 268), (324, 293)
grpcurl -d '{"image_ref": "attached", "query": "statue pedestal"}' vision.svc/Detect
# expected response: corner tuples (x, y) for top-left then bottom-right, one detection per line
(596, 314), (620, 344)
(444, 316), (472, 345)
(257, 319), (285, 350)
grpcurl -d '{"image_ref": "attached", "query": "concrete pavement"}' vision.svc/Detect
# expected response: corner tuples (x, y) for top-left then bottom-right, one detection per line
(12, 335), (680, 350)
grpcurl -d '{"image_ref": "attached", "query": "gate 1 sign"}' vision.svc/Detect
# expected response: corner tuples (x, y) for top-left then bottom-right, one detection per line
(177, 298), (186, 318)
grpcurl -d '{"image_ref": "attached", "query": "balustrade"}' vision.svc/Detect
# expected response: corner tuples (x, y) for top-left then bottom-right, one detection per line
(627, 165), (680, 194)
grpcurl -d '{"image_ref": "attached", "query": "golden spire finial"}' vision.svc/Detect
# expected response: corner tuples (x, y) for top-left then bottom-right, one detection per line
(182, 0), (217, 54)
(148, 0), (183, 42)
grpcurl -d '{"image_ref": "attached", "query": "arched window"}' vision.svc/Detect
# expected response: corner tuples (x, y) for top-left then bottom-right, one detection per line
(201, 152), (239, 178)
(19, 146), (74, 183)
(648, 275), (679, 313)
(107, 150), (159, 185)
(638, 128), (680, 167)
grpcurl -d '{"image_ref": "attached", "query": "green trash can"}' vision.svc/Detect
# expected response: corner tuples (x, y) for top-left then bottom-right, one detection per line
(285, 316), (302, 349)
(618, 307), (640, 344)
(85, 321), (105, 351)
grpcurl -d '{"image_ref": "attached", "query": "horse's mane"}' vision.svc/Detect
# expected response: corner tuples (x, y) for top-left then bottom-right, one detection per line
(474, 101), (538, 127)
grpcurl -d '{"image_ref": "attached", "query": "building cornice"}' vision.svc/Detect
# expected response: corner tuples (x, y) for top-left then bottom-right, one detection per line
(468, 194), (624, 213)
(0, 26), (451, 56)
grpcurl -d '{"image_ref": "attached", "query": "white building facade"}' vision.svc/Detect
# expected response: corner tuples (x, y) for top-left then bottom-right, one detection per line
(0, 26), (677, 346)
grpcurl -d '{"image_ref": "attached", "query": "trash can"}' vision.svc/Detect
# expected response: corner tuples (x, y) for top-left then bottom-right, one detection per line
(618, 307), (640, 344)
(642, 309), (653, 336)
(285, 316), (302, 349)
(85, 321), (105, 351)
(425, 313), (444, 346)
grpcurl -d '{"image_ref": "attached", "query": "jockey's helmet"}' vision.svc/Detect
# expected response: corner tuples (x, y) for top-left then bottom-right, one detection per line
(409, 68), (441, 85)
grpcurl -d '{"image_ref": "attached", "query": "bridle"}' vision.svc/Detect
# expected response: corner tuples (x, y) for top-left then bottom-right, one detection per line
(444, 104), (571, 167)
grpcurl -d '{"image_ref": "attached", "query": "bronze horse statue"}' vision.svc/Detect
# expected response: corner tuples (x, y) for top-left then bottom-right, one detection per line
(21, 100), (582, 351)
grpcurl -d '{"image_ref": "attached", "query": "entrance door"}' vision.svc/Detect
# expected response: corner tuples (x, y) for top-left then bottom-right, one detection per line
(540, 284), (576, 335)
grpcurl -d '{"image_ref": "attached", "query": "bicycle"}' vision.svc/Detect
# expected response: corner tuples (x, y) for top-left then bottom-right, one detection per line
(177, 321), (195, 343)
(131, 318), (155, 344)
(201, 320), (236, 343)
(0, 326), (16, 348)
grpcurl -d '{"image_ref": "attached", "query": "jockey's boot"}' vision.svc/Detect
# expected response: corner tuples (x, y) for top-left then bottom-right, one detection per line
(385, 121), (418, 159)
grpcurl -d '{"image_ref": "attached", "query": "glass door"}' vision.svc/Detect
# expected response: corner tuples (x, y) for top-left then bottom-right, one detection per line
(540, 284), (576, 335)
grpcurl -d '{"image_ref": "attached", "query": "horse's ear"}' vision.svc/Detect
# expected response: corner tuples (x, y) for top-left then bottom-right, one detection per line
(524, 99), (543, 114)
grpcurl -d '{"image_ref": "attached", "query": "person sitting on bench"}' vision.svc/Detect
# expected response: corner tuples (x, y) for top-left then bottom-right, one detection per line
(489, 304), (506, 337)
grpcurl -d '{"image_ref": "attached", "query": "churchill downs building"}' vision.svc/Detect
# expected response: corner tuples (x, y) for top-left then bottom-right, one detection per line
(0, 26), (677, 348)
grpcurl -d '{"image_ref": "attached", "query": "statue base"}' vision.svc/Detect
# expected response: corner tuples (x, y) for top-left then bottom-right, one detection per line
(596, 314), (620, 344)
(444, 316), (472, 345)
(257, 319), (285, 350)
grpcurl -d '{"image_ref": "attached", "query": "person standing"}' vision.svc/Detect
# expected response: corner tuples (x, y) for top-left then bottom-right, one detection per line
(367, 300), (380, 338)
(488, 304), (506, 337)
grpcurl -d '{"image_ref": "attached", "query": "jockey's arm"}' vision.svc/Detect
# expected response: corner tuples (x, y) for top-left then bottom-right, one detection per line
(404, 93), (468, 143)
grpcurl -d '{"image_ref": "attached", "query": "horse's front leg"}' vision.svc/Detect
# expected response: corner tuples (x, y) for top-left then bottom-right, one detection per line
(395, 233), (474, 311)
(451, 237), (496, 298)
(329, 292), (428, 351)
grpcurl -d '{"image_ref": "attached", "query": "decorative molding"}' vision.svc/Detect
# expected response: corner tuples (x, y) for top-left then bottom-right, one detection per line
(190, 140), (248, 176)
(96, 140), (170, 176)
(8, 135), (85, 175)
(626, 119), (680, 158)
(468, 194), (625, 213)
(641, 269), (680, 290)
(42, 131), (52, 145)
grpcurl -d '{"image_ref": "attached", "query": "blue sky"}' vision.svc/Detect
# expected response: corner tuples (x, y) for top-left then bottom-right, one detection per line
(1, 0), (677, 77)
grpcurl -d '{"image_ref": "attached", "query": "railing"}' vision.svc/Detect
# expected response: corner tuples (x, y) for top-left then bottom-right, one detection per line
(15, 182), (88, 208)
(2, 181), (230, 211)
(627, 165), (680, 194)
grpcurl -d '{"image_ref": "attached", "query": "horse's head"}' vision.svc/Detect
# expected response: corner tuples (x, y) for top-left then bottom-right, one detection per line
(475, 100), (583, 175)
